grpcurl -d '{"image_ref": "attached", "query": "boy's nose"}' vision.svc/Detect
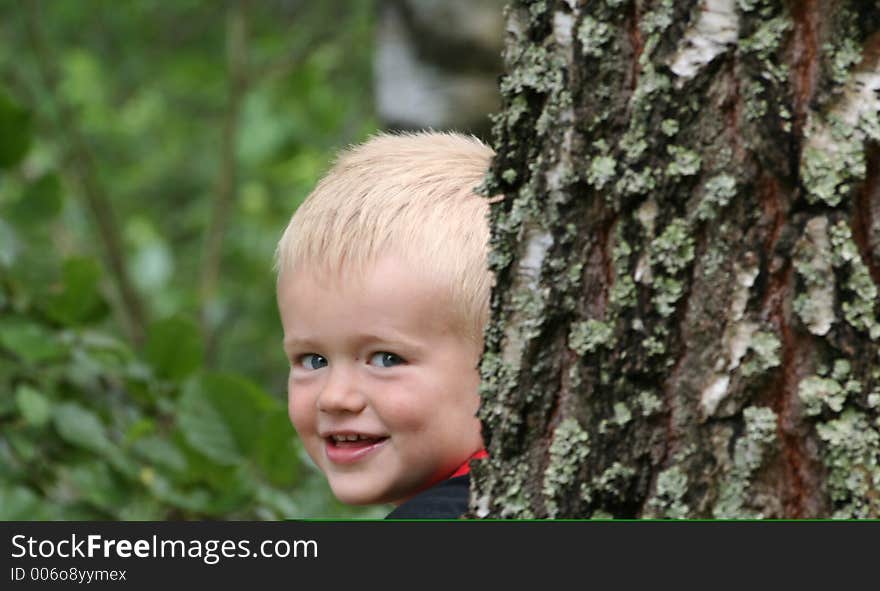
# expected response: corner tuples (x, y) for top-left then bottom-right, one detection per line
(316, 367), (366, 414)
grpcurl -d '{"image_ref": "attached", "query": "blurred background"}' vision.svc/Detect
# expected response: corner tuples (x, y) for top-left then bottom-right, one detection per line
(0, 0), (503, 519)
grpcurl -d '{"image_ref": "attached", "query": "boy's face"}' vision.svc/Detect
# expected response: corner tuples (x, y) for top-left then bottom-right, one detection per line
(277, 255), (484, 506)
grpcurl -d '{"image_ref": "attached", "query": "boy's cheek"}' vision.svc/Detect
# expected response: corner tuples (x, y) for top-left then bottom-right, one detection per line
(286, 379), (297, 428)
(287, 402), (323, 465)
(288, 393), (323, 449)
(286, 374), (310, 420)
(287, 396), (306, 432)
(286, 387), (310, 436)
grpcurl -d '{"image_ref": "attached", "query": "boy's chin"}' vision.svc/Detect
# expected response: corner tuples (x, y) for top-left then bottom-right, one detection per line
(329, 481), (379, 506)
(329, 478), (406, 507)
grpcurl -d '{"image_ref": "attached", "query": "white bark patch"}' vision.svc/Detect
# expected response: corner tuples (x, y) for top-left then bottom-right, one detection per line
(521, 229), (554, 293)
(502, 227), (554, 367)
(375, 5), (449, 126)
(836, 65), (880, 130)
(800, 55), (880, 206)
(547, 122), (575, 192)
(474, 494), (490, 518)
(553, 11), (575, 50)
(701, 375), (731, 417)
(727, 321), (758, 370)
(669, 0), (739, 80)
(794, 217), (835, 336)
(802, 62), (880, 150)
(634, 253), (653, 285)
(637, 198), (659, 236)
(701, 255), (759, 417)
(722, 259), (760, 368)
(730, 261), (760, 322)
(634, 199), (658, 285)
(803, 66), (880, 152)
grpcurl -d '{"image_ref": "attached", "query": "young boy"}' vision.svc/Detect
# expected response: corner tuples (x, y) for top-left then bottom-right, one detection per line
(275, 131), (494, 518)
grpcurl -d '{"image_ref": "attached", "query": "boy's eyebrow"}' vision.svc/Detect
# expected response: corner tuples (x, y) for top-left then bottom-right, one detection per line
(282, 332), (427, 354)
(282, 336), (319, 353)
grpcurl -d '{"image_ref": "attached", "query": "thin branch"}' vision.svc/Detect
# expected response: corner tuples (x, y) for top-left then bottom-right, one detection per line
(26, 0), (147, 345)
(249, 27), (336, 85)
(199, 2), (349, 364)
(200, 0), (249, 364)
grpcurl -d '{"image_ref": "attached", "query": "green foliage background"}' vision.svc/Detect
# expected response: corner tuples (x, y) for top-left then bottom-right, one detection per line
(0, 0), (386, 519)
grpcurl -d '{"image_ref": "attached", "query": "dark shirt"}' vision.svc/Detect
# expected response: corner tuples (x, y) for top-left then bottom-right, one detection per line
(385, 475), (470, 519)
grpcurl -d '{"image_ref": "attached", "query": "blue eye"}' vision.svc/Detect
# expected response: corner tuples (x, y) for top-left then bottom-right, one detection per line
(299, 354), (328, 370)
(369, 352), (404, 368)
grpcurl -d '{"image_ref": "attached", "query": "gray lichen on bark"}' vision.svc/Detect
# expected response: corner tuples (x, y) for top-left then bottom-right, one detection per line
(470, 0), (880, 519)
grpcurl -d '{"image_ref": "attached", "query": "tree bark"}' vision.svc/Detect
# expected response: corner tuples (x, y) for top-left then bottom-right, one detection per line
(374, 0), (505, 137)
(471, 0), (880, 519)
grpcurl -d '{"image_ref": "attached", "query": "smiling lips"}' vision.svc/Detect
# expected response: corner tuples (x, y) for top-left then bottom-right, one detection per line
(324, 433), (389, 464)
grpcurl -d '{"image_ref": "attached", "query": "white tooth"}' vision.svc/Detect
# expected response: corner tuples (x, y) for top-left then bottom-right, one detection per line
(331, 434), (375, 442)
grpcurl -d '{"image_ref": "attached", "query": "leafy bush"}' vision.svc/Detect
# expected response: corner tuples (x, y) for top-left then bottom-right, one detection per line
(0, 1), (384, 520)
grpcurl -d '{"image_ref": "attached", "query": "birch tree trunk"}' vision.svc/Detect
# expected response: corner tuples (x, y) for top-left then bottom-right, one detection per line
(374, 0), (505, 136)
(471, 0), (880, 519)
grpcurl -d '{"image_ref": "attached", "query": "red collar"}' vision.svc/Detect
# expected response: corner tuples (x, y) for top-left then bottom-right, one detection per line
(448, 449), (489, 479)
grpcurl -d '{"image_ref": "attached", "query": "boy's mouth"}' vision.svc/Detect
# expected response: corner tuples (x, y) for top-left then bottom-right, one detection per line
(324, 433), (389, 464)
(327, 433), (389, 447)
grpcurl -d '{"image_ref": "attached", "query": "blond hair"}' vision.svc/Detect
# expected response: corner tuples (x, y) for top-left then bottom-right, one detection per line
(275, 131), (495, 342)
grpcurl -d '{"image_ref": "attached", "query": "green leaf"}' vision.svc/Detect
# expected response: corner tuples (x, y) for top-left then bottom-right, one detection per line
(0, 91), (32, 168)
(0, 217), (21, 267)
(133, 436), (188, 475)
(0, 440), (23, 479)
(0, 317), (67, 364)
(4, 429), (38, 463)
(254, 409), (300, 486)
(254, 483), (301, 519)
(0, 484), (49, 519)
(144, 316), (203, 380)
(65, 462), (128, 514)
(116, 494), (164, 521)
(15, 384), (51, 427)
(141, 470), (214, 514)
(9, 173), (63, 225)
(0, 362), (18, 416)
(52, 402), (114, 456)
(124, 417), (156, 443)
(177, 372), (280, 466)
(173, 431), (232, 483)
(78, 330), (134, 370)
(195, 463), (256, 513)
(43, 256), (106, 325)
(177, 376), (240, 465)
